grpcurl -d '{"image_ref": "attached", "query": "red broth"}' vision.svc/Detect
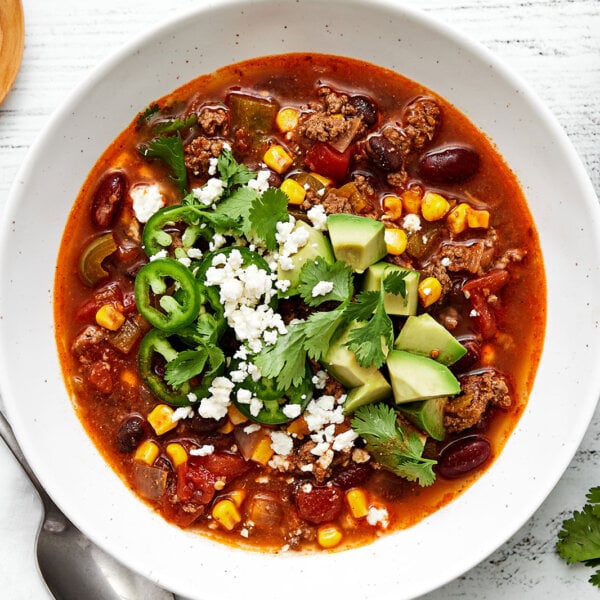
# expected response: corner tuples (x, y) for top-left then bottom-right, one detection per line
(54, 53), (545, 552)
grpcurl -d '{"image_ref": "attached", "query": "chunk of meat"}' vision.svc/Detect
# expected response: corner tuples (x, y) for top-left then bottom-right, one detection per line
(300, 113), (349, 143)
(184, 136), (227, 176)
(196, 107), (229, 136)
(438, 239), (494, 275)
(402, 98), (441, 149)
(444, 370), (512, 433)
(71, 325), (106, 357)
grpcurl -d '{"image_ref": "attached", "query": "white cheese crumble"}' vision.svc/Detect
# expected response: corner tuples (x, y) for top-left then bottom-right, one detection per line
(306, 204), (328, 231)
(282, 403), (302, 419)
(189, 444), (215, 457)
(311, 280), (334, 298)
(197, 376), (234, 420)
(130, 183), (165, 223)
(149, 249), (168, 262)
(247, 169), (271, 194)
(208, 156), (219, 176)
(270, 431), (294, 456)
(366, 506), (389, 529)
(243, 423), (261, 434)
(171, 406), (194, 422)
(192, 177), (225, 206)
(311, 370), (328, 390)
(440, 256), (451, 267)
(402, 213), (422, 233)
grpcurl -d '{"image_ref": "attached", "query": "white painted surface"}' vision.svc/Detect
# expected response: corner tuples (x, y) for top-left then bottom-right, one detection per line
(0, 0), (598, 598)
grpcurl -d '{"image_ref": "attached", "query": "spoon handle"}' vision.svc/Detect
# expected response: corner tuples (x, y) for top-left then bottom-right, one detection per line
(0, 410), (67, 527)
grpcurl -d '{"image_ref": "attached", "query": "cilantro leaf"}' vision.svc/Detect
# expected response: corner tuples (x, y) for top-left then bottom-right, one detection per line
(217, 149), (256, 191)
(297, 258), (354, 307)
(589, 570), (600, 588)
(303, 307), (348, 361)
(139, 133), (188, 192)
(351, 403), (436, 487)
(253, 321), (308, 389)
(343, 284), (393, 368)
(248, 187), (289, 250)
(210, 186), (258, 235)
(137, 103), (160, 128)
(383, 269), (411, 298)
(557, 503), (600, 564)
(152, 114), (198, 134)
(164, 349), (208, 388)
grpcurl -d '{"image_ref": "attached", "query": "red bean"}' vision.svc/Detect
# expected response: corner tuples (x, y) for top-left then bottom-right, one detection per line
(437, 435), (491, 479)
(295, 485), (343, 524)
(92, 171), (127, 228)
(418, 146), (480, 184)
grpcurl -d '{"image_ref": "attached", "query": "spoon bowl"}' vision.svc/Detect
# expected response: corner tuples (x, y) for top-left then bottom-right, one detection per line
(0, 410), (174, 600)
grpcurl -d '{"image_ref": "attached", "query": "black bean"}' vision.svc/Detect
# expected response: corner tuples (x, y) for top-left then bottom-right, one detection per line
(116, 415), (145, 453)
(418, 146), (480, 184)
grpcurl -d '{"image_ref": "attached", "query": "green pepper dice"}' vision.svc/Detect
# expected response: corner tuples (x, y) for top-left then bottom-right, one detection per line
(134, 257), (201, 333)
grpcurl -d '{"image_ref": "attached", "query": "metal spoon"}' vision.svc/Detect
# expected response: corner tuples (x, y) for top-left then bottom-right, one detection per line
(0, 410), (175, 600)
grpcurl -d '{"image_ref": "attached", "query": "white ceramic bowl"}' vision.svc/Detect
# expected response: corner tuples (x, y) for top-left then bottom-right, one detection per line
(1, 1), (599, 598)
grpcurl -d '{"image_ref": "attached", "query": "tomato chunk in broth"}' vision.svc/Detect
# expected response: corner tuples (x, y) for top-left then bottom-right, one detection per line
(54, 53), (545, 552)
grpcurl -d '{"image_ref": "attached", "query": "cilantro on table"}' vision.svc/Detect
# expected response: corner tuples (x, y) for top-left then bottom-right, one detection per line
(351, 403), (437, 487)
(556, 486), (600, 588)
(138, 132), (188, 193)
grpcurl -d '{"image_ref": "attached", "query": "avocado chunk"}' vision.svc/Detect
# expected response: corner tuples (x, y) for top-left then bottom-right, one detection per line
(394, 313), (467, 366)
(343, 374), (392, 414)
(398, 397), (446, 441)
(326, 213), (387, 274)
(362, 262), (420, 316)
(277, 220), (334, 294)
(386, 349), (460, 404)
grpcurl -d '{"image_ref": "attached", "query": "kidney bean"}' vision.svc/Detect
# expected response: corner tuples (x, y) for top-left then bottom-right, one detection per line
(116, 415), (145, 453)
(451, 337), (481, 373)
(92, 171), (127, 228)
(295, 485), (343, 524)
(366, 133), (403, 171)
(437, 435), (491, 479)
(418, 146), (480, 184)
(349, 95), (378, 126)
(330, 462), (372, 489)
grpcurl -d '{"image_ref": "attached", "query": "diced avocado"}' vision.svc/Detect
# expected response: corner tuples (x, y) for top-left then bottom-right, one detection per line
(326, 213), (387, 274)
(343, 374), (392, 414)
(386, 349), (460, 404)
(394, 313), (467, 366)
(362, 262), (420, 316)
(398, 397), (447, 441)
(323, 323), (381, 387)
(277, 220), (334, 294)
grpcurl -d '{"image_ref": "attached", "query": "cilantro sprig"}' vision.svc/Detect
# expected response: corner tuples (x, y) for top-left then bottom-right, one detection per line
(351, 403), (437, 487)
(557, 487), (600, 588)
(138, 132), (188, 193)
(297, 257), (354, 307)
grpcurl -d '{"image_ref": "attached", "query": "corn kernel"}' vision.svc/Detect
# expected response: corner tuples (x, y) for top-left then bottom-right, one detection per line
(227, 404), (248, 425)
(276, 107), (300, 133)
(401, 187), (423, 214)
(263, 144), (294, 174)
(95, 304), (125, 331)
(310, 172), (334, 188)
(134, 440), (159, 465)
(382, 195), (403, 221)
(467, 208), (490, 229)
(384, 228), (408, 255)
(280, 178), (306, 205)
(317, 524), (343, 549)
(418, 276), (442, 307)
(166, 442), (187, 467)
(228, 489), (246, 507)
(447, 203), (470, 235)
(287, 416), (309, 438)
(212, 499), (242, 531)
(218, 420), (235, 434)
(480, 343), (495, 366)
(345, 489), (369, 519)
(250, 435), (274, 466)
(421, 191), (450, 221)
(147, 404), (177, 436)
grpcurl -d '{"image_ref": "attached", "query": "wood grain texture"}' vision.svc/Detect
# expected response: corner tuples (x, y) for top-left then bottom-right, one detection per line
(0, 1), (598, 598)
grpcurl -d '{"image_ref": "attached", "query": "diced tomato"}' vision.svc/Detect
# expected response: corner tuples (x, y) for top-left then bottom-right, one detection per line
(176, 461), (217, 504)
(196, 452), (252, 480)
(463, 269), (509, 296)
(468, 290), (496, 340)
(295, 485), (343, 524)
(87, 361), (113, 394)
(305, 143), (352, 182)
(76, 281), (124, 321)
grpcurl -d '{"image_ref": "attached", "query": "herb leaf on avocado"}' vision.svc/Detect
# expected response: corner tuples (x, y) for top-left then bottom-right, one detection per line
(297, 257), (354, 307)
(351, 403), (437, 487)
(557, 487), (600, 587)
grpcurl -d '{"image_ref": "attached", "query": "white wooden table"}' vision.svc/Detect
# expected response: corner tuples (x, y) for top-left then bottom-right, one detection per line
(1, 0), (598, 598)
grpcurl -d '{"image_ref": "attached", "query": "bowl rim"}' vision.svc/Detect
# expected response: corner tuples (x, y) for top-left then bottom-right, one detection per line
(1, 0), (599, 598)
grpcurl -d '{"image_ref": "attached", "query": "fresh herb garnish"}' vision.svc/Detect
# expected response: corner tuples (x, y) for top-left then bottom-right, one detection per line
(248, 187), (290, 250)
(351, 403), (437, 487)
(297, 257), (354, 307)
(136, 103), (160, 128)
(217, 149), (256, 191)
(139, 133), (188, 192)
(152, 114), (198, 134)
(556, 487), (600, 588)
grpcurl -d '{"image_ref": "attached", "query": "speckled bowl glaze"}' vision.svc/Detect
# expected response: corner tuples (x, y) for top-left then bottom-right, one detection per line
(1, 1), (599, 598)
